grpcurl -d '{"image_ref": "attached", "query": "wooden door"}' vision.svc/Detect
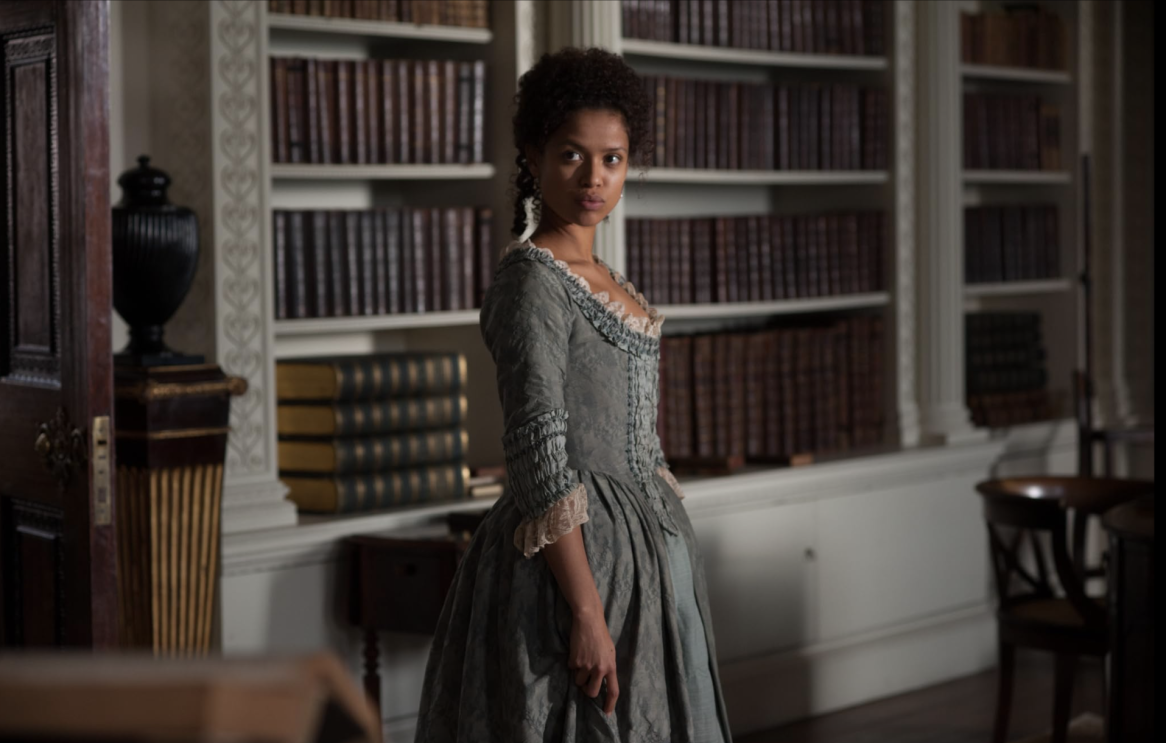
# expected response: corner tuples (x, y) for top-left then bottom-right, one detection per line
(0, 0), (116, 648)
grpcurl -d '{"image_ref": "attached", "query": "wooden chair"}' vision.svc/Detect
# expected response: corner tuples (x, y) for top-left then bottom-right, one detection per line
(975, 476), (1154, 743)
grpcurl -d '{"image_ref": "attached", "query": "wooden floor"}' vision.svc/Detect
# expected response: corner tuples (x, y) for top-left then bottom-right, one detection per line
(740, 649), (1105, 743)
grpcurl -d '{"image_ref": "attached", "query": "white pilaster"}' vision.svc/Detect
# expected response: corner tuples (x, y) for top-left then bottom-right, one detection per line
(892, 0), (921, 449)
(915, 0), (981, 445)
(210, 0), (297, 533)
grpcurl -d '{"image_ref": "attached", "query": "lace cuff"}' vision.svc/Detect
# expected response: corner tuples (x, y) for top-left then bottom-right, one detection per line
(513, 483), (589, 558)
(656, 466), (686, 500)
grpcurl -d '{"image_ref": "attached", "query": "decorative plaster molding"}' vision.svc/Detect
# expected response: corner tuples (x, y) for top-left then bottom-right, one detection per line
(211, 0), (270, 478)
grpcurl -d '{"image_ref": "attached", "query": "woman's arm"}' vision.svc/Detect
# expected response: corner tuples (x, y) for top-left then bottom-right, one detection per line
(542, 525), (619, 716)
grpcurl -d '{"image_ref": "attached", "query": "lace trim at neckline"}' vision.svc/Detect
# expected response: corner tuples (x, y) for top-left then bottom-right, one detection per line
(502, 239), (665, 338)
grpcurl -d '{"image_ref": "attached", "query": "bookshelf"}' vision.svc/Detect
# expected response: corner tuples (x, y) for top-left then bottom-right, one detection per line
(267, 12), (494, 43)
(956, 0), (1081, 431)
(621, 38), (889, 71)
(269, 163), (496, 179)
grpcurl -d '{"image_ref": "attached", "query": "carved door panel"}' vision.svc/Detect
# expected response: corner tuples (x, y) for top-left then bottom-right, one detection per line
(0, 0), (116, 647)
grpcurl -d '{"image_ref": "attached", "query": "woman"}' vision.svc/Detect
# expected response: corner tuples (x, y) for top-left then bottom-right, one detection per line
(415, 47), (732, 743)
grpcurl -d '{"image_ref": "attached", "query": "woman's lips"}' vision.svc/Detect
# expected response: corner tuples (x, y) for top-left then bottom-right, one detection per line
(577, 196), (605, 211)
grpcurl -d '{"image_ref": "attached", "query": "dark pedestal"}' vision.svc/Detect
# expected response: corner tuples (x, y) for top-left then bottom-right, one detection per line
(113, 363), (246, 654)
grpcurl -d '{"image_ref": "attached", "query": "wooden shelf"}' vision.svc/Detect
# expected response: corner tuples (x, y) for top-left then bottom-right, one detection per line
(961, 64), (1073, 85)
(643, 168), (889, 185)
(659, 293), (890, 320)
(963, 170), (1072, 185)
(270, 163), (495, 181)
(621, 38), (888, 71)
(273, 310), (480, 336)
(964, 279), (1075, 299)
(266, 13), (492, 43)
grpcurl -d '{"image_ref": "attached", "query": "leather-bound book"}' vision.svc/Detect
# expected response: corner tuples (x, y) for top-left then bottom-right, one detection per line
(441, 60), (456, 164)
(668, 219), (683, 302)
(692, 334), (716, 457)
(273, 211), (290, 319)
(410, 208), (427, 312)
(384, 209), (402, 314)
(471, 60), (486, 163)
(475, 208), (493, 307)
(865, 0), (884, 55)
(456, 62), (473, 164)
(676, 336), (695, 458)
(279, 429), (468, 474)
(745, 329), (767, 459)
(794, 329), (814, 454)
(712, 217), (730, 303)
(665, 77), (678, 168)
(395, 59), (410, 163)
(400, 209), (416, 312)
(306, 211), (330, 318)
(744, 217), (761, 301)
(335, 60), (352, 164)
(761, 330), (782, 457)
(271, 58), (290, 163)
(289, 211), (309, 318)
(358, 211), (376, 315)
(410, 60), (425, 164)
(693, 218), (713, 304)
(459, 207), (475, 310)
(371, 208), (388, 315)
(443, 208), (462, 310)
(692, 80), (707, 169)
(826, 213), (842, 296)
(327, 210), (348, 316)
(835, 323), (852, 451)
(283, 464), (469, 514)
(428, 207), (444, 311)
(364, 59), (380, 165)
(286, 58), (308, 163)
(425, 60), (439, 164)
(768, 215), (785, 301)
(342, 211), (363, 315)
(803, 215), (821, 298)
(778, 329), (797, 456)
(317, 60), (336, 164)
(277, 351), (467, 401)
(712, 334), (732, 456)
(304, 59), (320, 163)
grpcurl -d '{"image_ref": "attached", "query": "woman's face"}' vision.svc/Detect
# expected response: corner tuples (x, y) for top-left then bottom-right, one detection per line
(526, 108), (630, 230)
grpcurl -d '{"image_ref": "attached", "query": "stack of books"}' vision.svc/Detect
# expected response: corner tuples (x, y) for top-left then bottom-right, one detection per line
(627, 211), (886, 304)
(960, 7), (1068, 71)
(276, 352), (472, 514)
(962, 93), (1062, 171)
(659, 316), (885, 473)
(966, 312), (1054, 428)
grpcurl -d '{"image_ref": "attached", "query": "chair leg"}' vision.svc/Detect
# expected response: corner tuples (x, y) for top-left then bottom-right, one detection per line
(992, 642), (1015, 743)
(1051, 653), (1077, 743)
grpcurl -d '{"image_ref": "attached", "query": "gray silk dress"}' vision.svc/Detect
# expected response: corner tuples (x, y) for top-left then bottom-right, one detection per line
(413, 240), (732, 743)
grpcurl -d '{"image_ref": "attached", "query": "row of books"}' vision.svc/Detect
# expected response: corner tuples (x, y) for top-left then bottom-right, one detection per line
(966, 312), (1053, 429)
(270, 56), (487, 166)
(962, 94), (1062, 172)
(626, 211), (886, 305)
(960, 8), (1068, 71)
(658, 316), (886, 466)
(645, 77), (889, 171)
(268, 0), (490, 28)
(622, 0), (886, 57)
(964, 205), (1061, 285)
(276, 352), (475, 513)
(271, 207), (494, 320)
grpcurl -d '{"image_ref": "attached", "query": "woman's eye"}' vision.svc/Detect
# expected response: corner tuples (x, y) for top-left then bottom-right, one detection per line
(605, 154), (623, 165)
(563, 151), (581, 161)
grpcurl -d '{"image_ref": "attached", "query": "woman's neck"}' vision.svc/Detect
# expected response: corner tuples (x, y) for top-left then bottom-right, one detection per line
(529, 215), (596, 265)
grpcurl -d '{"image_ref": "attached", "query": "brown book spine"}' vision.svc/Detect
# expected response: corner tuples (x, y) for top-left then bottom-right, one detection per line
(459, 207), (475, 309)
(827, 214), (842, 295)
(712, 217), (730, 302)
(409, 209), (427, 312)
(394, 60), (409, 163)
(377, 60), (394, 164)
(679, 219), (693, 304)
(288, 211), (309, 318)
(400, 208), (415, 312)
(362, 59), (379, 165)
(768, 215), (784, 300)
(777, 330), (796, 456)
(745, 331), (766, 459)
(427, 207), (443, 311)
(306, 211), (329, 317)
(712, 334), (732, 456)
(273, 211), (289, 319)
(668, 219), (683, 302)
(343, 211), (363, 314)
(653, 220), (670, 304)
(744, 216), (761, 301)
(726, 83), (739, 169)
(471, 60), (486, 163)
(443, 208), (461, 310)
(439, 60), (456, 165)
(410, 60), (425, 164)
(384, 209), (402, 314)
(795, 329), (814, 453)
(304, 59), (320, 163)
(665, 77), (677, 168)
(694, 219), (713, 303)
(359, 211), (376, 315)
(271, 58), (289, 163)
(456, 62), (472, 164)
(371, 209), (388, 315)
(316, 60), (335, 164)
(287, 60), (306, 161)
(327, 210), (348, 316)
(335, 61), (352, 164)
(352, 60), (368, 164)
(835, 324), (851, 450)
(424, 59), (439, 164)
(475, 208), (493, 307)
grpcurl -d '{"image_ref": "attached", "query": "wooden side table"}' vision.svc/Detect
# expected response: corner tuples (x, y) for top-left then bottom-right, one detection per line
(342, 509), (489, 717)
(1103, 494), (1154, 743)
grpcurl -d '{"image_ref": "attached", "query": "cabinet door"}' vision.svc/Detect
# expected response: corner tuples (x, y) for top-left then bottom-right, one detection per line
(691, 500), (817, 663)
(816, 478), (989, 642)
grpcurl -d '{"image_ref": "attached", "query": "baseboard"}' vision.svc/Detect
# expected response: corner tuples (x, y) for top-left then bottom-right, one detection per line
(374, 603), (995, 741)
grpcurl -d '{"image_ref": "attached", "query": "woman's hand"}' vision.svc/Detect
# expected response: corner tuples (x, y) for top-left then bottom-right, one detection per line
(569, 606), (620, 715)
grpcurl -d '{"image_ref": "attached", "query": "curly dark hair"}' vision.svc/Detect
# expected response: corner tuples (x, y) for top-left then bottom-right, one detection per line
(510, 47), (654, 237)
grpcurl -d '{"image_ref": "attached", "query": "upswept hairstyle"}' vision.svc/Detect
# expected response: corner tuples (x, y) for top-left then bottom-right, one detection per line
(510, 47), (654, 237)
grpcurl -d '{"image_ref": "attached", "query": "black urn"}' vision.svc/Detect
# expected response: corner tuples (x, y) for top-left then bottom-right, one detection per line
(112, 155), (203, 366)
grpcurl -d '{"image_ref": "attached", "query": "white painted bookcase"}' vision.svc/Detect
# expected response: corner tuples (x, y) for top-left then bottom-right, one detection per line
(134, 1), (1088, 738)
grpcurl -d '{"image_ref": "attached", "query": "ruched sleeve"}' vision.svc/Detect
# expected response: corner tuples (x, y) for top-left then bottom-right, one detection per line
(480, 261), (588, 558)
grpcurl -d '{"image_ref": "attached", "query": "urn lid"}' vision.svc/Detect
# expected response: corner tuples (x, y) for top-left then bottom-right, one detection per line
(116, 155), (173, 207)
